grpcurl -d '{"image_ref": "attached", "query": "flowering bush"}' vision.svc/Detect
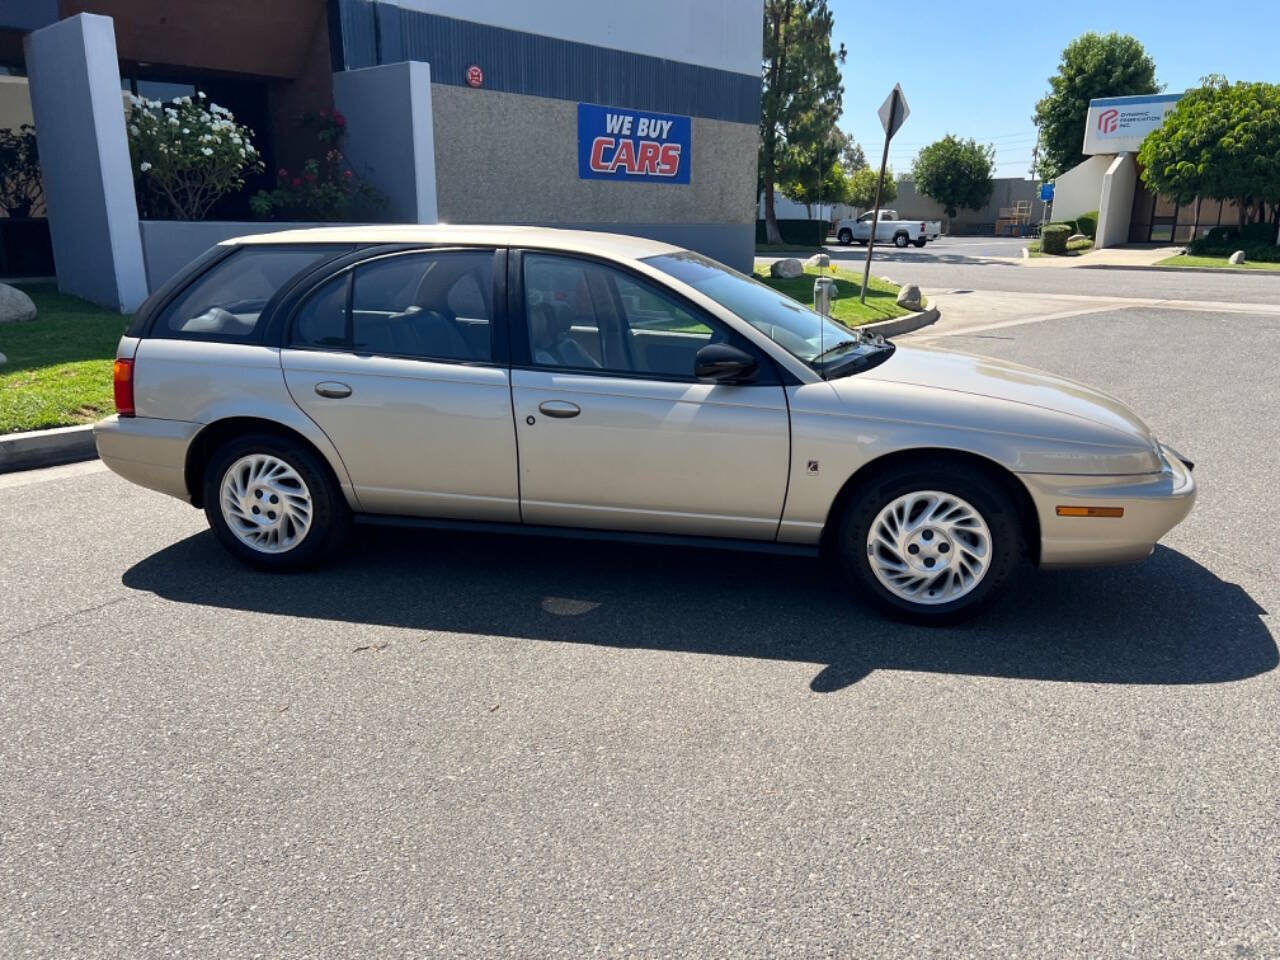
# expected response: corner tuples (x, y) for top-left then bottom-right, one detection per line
(0, 124), (43, 218)
(126, 92), (262, 220)
(249, 109), (385, 221)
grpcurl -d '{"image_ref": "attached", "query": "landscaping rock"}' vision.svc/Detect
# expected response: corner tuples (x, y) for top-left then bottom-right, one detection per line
(1069, 233), (1088, 243)
(0, 283), (37, 323)
(895, 283), (923, 311)
(0, 352), (6, 366)
(1228, 250), (1246, 265)
(769, 258), (804, 279)
(805, 252), (830, 268)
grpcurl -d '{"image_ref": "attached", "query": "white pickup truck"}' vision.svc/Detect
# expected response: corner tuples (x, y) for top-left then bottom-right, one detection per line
(835, 210), (942, 248)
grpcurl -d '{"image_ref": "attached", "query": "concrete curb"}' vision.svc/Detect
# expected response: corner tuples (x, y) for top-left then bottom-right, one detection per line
(0, 424), (98, 474)
(1073, 263), (1280, 276)
(860, 305), (939, 338)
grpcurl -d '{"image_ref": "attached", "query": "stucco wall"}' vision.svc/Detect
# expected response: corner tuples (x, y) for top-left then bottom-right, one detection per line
(1095, 153), (1136, 250)
(887, 177), (1045, 234)
(1052, 155), (1112, 223)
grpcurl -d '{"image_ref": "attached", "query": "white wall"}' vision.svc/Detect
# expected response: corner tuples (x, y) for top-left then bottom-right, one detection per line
(1052, 154), (1111, 222)
(384, 0), (762, 76)
(1095, 153), (1137, 249)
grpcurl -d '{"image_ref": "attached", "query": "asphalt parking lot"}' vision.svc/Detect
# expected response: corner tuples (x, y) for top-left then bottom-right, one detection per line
(3, 306), (1278, 958)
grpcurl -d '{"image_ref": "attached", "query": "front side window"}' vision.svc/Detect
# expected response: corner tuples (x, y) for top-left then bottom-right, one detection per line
(523, 254), (721, 379)
(350, 251), (494, 362)
(158, 246), (333, 339)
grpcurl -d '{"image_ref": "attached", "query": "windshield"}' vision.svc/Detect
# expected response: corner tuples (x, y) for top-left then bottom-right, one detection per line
(642, 251), (859, 367)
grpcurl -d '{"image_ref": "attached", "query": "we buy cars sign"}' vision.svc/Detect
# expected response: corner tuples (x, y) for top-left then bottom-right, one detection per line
(577, 103), (691, 184)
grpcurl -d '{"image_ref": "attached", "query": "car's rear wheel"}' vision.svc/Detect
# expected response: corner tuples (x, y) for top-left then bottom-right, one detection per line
(893, 233), (910, 248)
(203, 433), (349, 571)
(838, 229), (853, 245)
(837, 464), (1022, 624)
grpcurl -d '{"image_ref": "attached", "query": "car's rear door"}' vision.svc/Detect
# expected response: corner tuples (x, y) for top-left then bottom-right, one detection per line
(509, 250), (790, 540)
(280, 248), (520, 520)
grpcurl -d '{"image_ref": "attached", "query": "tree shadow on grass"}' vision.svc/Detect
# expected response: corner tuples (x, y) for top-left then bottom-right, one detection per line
(123, 529), (1275, 694)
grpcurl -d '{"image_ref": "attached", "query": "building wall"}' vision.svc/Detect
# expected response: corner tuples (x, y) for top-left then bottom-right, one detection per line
(1052, 154), (1112, 223)
(888, 177), (1045, 234)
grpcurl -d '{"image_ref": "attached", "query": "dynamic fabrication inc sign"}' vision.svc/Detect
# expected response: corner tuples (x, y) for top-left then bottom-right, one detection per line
(577, 103), (691, 184)
(1082, 93), (1182, 155)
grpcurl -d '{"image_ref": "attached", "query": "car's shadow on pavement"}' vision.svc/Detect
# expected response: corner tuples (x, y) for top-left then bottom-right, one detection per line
(122, 530), (1275, 693)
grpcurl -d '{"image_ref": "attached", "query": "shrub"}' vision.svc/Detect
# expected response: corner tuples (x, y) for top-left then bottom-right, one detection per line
(1075, 210), (1098, 239)
(249, 109), (385, 221)
(0, 124), (43, 218)
(1189, 221), (1280, 257)
(127, 92), (262, 220)
(1040, 223), (1070, 254)
(755, 219), (827, 246)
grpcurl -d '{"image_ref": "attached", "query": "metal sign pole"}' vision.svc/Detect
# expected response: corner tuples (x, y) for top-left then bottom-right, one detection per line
(860, 87), (898, 305)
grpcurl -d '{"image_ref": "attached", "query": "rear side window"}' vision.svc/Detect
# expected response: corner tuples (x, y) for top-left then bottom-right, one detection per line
(155, 247), (334, 340)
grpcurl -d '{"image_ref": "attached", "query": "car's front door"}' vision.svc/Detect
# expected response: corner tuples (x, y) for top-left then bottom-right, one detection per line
(280, 248), (520, 521)
(510, 251), (790, 540)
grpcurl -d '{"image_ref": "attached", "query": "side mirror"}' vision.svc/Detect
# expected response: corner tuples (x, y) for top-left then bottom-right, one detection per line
(695, 343), (758, 382)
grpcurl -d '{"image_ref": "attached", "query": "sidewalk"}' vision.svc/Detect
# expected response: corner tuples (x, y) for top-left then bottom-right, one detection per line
(1022, 244), (1182, 269)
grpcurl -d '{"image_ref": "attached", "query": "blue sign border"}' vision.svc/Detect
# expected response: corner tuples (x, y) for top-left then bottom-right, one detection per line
(577, 103), (691, 185)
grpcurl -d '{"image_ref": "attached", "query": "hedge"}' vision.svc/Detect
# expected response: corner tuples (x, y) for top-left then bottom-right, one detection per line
(1075, 211), (1098, 240)
(756, 219), (827, 246)
(1040, 224), (1070, 255)
(1188, 221), (1280, 261)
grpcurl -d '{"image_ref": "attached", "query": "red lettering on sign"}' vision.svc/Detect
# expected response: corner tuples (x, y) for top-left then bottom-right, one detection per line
(636, 141), (661, 174)
(590, 136), (615, 172)
(611, 138), (637, 173)
(656, 143), (681, 176)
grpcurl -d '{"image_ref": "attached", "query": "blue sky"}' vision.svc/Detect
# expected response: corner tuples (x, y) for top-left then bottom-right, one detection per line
(831, 0), (1280, 180)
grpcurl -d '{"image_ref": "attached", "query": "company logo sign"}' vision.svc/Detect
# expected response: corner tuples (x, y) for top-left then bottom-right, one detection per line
(465, 65), (484, 88)
(1083, 94), (1181, 154)
(577, 103), (691, 184)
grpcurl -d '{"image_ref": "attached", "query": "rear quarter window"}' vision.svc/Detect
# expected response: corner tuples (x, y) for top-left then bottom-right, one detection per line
(153, 246), (337, 341)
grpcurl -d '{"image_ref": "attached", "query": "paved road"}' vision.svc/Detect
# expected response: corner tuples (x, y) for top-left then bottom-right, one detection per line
(771, 237), (1280, 303)
(3, 307), (1278, 958)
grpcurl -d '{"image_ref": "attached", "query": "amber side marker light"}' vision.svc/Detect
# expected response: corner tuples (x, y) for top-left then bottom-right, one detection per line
(1056, 505), (1124, 518)
(112, 358), (135, 417)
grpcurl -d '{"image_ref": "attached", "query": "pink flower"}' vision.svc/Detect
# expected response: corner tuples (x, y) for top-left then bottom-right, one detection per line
(333, 113), (345, 127)
(343, 169), (353, 179)
(277, 167), (288, 178)
(292, 177), (302, 188)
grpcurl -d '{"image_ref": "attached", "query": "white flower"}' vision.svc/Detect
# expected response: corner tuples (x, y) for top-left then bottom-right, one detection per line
(197, 91), (207, 99)
(139, 161), (152, 172)
(182, 127), (190, 134)
(128, 124), (139, 136)
(168, 117), (179, 126)
(201, 147), (213, 156)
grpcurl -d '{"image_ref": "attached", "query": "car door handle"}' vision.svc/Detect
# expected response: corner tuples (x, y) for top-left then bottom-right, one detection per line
(537, 400), (581, 419)
(314, 381), (352, 399)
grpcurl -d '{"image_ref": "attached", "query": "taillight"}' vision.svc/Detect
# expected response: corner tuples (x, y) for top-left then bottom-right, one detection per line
(113, 358), (135, 417)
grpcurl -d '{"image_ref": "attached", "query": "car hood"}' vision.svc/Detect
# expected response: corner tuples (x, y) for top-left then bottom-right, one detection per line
(861, 343), (1154, 437)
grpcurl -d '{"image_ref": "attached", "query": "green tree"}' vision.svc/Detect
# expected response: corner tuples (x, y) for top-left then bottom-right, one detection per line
(759, 0), (846, 244)
(911, 134), (995, 221)
(781, 154), (852, 218)
(847, 165), (896, 209)
(1032, 32), (1159, 180)
(837, 129), (867, 174)
(1138, 76), (1280, 228)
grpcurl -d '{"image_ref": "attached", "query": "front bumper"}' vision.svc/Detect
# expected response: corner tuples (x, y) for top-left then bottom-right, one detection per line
(93, 415), (200, 503)
(1021, 443), (1196, 568)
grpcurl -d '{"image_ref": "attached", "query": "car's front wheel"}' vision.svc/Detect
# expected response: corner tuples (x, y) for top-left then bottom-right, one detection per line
(203, 433), (349, 571)
(837, 464), (1022, 624)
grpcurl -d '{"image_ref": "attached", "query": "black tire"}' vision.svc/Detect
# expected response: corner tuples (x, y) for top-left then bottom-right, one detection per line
(202, 432), (351, 572)
(855, 239), (868, 246)
(893, 233), (910, 248)
(913, 238), (927, 248)
(838, 229), (853, 245)
(836, 463), (1023, 625)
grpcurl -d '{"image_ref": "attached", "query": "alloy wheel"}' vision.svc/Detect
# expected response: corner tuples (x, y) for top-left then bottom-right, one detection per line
(219, 453), (314, 554)
(865, 490), (993, 605)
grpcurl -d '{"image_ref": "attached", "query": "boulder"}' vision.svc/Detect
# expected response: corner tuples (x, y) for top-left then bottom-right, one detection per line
(0, 283), (37, 323)
(1068, 233), (1088, 243)
(1228, 250), (1246, 265)
(805, 252), (830, 268)
(769, 258), (804, 279)
(895, 283), (923, 311)
(0, 351), (6, 366)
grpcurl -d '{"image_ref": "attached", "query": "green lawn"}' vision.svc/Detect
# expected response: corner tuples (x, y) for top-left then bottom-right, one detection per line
(1153, 254), (1280, 272)
(1027, 237), (1094, 257)
(753, 264), (918, 326)
(0, 284), (129, 435)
